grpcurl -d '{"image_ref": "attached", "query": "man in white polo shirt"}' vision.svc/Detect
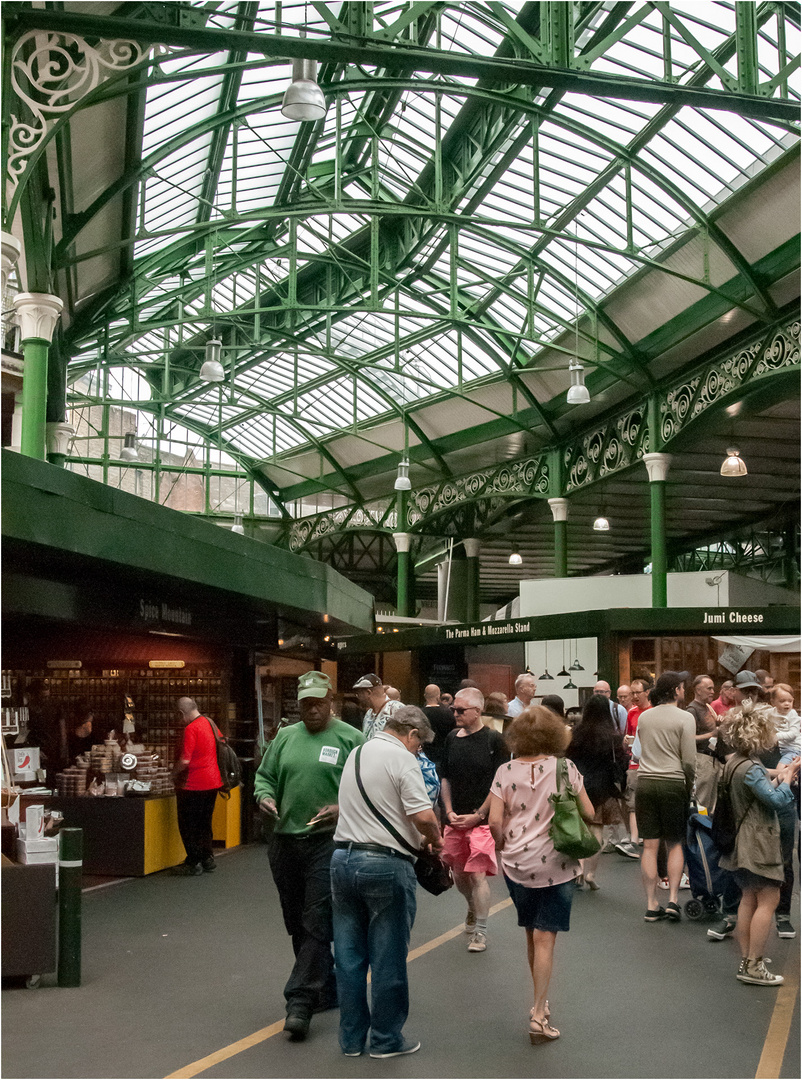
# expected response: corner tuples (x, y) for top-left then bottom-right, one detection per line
(331, 709), (441, 1060)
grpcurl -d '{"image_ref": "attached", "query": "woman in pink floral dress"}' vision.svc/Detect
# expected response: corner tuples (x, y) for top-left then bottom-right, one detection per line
(489, 706), (595, 1045)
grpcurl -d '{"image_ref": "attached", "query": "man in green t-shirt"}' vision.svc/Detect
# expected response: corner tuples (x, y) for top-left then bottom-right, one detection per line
(255, 671), (364, 1042)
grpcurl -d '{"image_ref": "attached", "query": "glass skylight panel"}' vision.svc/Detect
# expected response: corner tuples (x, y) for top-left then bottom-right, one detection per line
(639, 136), (724, 206)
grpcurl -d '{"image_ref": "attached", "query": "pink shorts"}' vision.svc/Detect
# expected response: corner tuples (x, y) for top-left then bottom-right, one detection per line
(441, 825), (498, 876)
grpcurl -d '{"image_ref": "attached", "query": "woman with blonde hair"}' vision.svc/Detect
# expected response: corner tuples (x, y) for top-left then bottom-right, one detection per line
(488, 706), (594, 1044)
(719, 700), (800, 985)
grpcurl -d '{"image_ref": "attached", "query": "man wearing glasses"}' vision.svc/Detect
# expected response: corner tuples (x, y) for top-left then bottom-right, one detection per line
(440, 688), (509, 953)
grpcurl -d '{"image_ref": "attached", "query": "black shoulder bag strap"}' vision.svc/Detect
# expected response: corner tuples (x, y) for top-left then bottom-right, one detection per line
(353, 745), (418, 858)
(204, 716), (222, 742)
(726, 756), (756, 834)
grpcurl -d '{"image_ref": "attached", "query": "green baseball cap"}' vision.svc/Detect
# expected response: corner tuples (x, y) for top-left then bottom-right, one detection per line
(298, 670), (333, 700)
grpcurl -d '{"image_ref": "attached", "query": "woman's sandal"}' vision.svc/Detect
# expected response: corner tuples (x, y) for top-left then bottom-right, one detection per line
(530, 1001), (550, 1020)
(585, 877), (600, 891)
(529, 1017), (560, 1044)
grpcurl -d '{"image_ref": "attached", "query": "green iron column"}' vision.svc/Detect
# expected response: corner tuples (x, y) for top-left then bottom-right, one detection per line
(13, 292), (64, 461)
(463, 538), (481, 623)
(548, 498), (569, 577)
(392, 532), (413, 617)
(643, 453), (672, 608)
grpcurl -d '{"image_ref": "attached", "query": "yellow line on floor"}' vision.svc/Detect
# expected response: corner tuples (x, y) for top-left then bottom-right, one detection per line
(163, 900), (514, 1079)
(755, 945), (800, 1079)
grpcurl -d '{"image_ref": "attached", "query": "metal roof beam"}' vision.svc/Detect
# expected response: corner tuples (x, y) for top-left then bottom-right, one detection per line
(7, 9), (799, 123)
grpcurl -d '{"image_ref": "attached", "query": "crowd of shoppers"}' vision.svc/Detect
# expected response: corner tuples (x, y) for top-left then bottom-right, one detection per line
(169, 661), (798, 1058)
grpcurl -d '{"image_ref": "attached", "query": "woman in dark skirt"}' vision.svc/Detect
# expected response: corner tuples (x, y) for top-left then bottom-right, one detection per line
(489, 706), (594, 1045)
(566, 694), (628, 890)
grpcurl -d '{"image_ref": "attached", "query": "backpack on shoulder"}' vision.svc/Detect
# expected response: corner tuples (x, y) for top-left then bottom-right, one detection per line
(711, 759), (752, 856)
(204, 717), (243, 796)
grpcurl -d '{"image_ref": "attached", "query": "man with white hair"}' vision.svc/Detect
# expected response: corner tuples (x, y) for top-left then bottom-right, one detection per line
(507, 673), (537, 718)
(440, 687), (508, 952)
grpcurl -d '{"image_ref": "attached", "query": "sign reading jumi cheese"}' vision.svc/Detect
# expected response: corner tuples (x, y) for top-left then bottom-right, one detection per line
(702, 611), (766, 624)
(149, 660), (186, 669)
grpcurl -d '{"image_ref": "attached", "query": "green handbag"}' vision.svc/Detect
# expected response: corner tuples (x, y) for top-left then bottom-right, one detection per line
(548, 758), (601, 860)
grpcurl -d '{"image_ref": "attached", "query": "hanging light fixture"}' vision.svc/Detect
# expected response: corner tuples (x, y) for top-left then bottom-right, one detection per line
(567, 359), (591, 405)
(281, 58), (327, 121)
(120, 432), (139, 462)
(539, 635), (552, 678)
(569, 642), (584, 672)
(563, 676), (577, 690)
(508, 545), (523, 566)
(558, 639), (569, 678)
(566, 229), (591, 405)
(593, 513), (610, 532)
(394, 457), (411, 491)
(231, 513), (245, 535)
(201, 338), (225, 382)
(720, 447), (747, 477)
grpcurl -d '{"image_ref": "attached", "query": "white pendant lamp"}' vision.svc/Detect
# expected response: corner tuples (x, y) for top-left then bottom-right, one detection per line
(394, 458), (411, 491)
(720, 447), (747, 476)
(281, 58), (327, 121)
(567, 359), (591, 405)
(120, 432), (139, 462)
(201, 338), (225, 382)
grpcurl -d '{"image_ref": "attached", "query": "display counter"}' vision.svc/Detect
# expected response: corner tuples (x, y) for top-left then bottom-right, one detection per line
(47, 789), (240, 876)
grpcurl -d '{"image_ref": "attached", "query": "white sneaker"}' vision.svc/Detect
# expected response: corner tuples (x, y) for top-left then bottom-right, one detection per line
(657, 877), (670, 890)
(467, 931), (487, 952)
(680, 873), (690, 890)
(737, 958), (784, 986)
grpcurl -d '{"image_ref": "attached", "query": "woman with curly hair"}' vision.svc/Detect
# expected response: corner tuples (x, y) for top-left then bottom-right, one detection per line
(488, 706), (594, 1045)
(719, 700), (800, 986)
(566, 694), (629, 890)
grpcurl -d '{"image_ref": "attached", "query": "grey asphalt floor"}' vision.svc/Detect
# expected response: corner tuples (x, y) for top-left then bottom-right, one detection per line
(2, 841), (799, 1080)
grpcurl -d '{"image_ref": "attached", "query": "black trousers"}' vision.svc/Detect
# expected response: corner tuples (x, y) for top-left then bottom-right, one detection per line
(268, 833), (337, 1015)
(175, 788), (218, 866)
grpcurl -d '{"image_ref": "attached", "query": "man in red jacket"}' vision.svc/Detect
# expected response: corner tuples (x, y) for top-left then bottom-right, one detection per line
(171, 696), (222, 876)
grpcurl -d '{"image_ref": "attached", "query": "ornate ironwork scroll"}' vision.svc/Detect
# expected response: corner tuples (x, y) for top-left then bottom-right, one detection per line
(281, 316), (799, 551)
(8, 31), (149, 189)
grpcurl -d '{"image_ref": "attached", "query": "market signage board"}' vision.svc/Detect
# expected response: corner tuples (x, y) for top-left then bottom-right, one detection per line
(333, 607), (799, 655)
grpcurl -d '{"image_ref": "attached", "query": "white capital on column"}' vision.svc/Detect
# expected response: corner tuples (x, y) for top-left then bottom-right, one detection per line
(13, 292), (63, 343)
(463, 538), (481, 558)
(643, 452), (672, 483)
(548, 498), (568, 522)
(392, 532), (412, 553)
(1, 233), (22, 296)
(46, 421), (75, 457)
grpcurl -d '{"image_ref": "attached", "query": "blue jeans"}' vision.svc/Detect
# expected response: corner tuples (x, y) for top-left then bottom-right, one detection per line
(331, 847), (417, 1055)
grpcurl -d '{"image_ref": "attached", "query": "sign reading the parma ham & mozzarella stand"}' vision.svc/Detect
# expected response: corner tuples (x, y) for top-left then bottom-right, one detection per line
(332, 607), (799, 655)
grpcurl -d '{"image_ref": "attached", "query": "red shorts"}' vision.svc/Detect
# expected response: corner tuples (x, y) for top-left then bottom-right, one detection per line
(441, 824), (498, 876)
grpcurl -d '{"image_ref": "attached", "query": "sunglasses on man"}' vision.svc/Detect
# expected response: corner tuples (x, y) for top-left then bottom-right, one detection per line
(452, 705), (477, 715)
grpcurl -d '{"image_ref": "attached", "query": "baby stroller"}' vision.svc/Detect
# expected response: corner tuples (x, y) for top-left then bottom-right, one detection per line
(683, 811), (728, 920)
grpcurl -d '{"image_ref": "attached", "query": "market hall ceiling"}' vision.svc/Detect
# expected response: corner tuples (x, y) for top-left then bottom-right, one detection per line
(3, 1), (800, 601)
